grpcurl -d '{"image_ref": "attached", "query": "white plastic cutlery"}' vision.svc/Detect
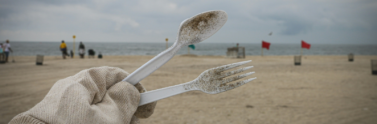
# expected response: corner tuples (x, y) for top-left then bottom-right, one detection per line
(123, 10), (228, 85)
(138, 60), (256, 106)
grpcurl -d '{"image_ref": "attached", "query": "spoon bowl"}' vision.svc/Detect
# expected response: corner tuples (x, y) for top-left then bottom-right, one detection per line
(177, 11), (228, 46)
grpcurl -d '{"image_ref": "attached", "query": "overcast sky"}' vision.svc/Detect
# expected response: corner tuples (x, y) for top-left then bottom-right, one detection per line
(0, 0), (376, 44)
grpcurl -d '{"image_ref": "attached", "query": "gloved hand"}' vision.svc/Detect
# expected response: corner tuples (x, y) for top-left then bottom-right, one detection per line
(9, 66), (157, 124)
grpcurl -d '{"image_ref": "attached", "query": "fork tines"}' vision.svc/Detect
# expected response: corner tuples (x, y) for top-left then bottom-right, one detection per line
(217, 60), (256, 91)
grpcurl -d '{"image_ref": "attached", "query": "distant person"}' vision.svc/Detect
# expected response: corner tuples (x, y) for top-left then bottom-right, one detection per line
(3, 40), (13, 62)
(0, 43), (4, 63)
(0, 43), (3, 53)
(88, 49), (95, 58)
(79, 42), (85, 58)
(70, 50), (74, 58)
(60, 40), (69, 59)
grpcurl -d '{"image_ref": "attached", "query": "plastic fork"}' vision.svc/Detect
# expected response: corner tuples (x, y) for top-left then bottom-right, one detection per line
(138, 60), (256, 106)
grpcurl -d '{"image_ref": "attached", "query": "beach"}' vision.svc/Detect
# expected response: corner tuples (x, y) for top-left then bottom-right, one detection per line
(1, 55), (376, 124)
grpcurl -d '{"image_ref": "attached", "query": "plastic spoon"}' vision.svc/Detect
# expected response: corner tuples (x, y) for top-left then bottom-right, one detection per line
(123, 10), (228, 85)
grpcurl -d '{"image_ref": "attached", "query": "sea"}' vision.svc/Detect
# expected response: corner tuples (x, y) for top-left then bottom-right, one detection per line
(8, 42), (377, 56)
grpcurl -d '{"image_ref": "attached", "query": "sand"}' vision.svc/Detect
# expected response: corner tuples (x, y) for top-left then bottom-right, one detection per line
(1, 55), (376, 124)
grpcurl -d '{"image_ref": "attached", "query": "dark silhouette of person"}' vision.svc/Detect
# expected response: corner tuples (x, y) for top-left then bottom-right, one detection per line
(70, 50), (74, 58)
(60, 40), (69, 59)
(3, 40), (13, 62)
(79, 42), (85, 58)
(88, 49), (95, 58)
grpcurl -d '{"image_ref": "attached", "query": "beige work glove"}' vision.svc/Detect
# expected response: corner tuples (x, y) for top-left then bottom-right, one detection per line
(9, 66), (157, 124)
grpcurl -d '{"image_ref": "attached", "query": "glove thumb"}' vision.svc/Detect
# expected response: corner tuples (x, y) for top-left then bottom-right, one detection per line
(96, 81), (140, 123)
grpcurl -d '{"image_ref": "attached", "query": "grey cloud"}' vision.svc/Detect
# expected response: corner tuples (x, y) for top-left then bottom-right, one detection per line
(264, 15), (312, 35)
(280, 20), (311, 35)
(0, 0), (376, 44)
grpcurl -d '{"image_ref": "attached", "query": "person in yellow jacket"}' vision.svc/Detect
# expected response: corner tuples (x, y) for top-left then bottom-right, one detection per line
(60, 40), (69, 59)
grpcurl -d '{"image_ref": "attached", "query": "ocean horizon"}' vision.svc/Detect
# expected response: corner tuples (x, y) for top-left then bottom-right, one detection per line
(7, 41), (377, 56)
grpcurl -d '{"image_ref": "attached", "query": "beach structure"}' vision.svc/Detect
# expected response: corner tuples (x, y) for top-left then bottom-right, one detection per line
(36, 55), (43, 65)
(372, 60), (377, 75)
(226, 46), (245, 58)
(348, 53), (354, 62)
(294, 56), (301, 66)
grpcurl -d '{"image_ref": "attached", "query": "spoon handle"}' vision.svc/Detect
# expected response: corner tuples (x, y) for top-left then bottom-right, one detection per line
(123, 42), (182, 85)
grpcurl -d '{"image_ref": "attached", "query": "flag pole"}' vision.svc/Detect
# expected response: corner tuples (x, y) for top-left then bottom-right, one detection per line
(165, 38), (168, 50)
(261, 48), (263, 56)
(300, 48), (303, 56)
(72, 35), (76, 58)
(188, 46), (190, 55)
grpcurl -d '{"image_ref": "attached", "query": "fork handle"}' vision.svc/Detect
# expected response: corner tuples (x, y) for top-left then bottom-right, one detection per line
(139, 82), (193, 106)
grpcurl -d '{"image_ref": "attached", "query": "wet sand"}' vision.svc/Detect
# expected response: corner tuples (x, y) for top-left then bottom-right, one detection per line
(1, 55), (376, 124)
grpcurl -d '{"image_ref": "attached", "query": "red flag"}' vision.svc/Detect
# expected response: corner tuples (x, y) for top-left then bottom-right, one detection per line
(262, 41), (271, 50)
(301, 40), (311, 49)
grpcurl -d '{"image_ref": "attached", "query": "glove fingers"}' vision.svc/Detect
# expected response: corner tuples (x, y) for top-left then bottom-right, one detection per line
(71, 66), (129, 104)
(133, 83), (157, 118)
(130, 116), (140, 124)
(134, 102), (157, 118)
(95, 81), (140, 123)
(134, 83), (147, 93)
(106, 81), (140, 107)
